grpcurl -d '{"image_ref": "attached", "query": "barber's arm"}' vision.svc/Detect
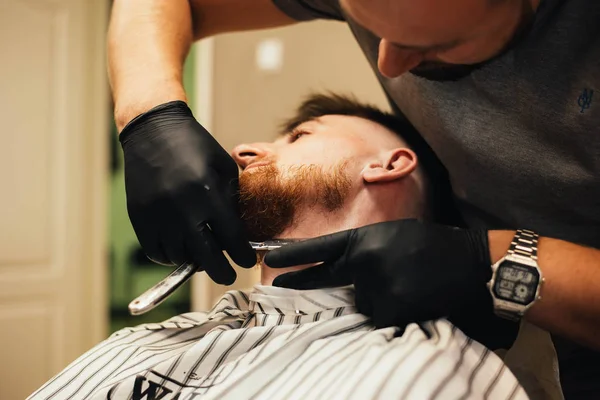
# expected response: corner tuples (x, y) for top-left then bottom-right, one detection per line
(109, 0), (294, 129)
(266, 220), (600, 350)
(107, 0), (294, 283)
(489, 231), (600, 350)
(108, 0), (190, 130)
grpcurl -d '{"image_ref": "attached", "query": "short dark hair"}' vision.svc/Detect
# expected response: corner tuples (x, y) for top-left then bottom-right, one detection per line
(280, 92), (462, 225)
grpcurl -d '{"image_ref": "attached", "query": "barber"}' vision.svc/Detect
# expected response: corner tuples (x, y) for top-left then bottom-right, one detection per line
(110, 0), (599, 397)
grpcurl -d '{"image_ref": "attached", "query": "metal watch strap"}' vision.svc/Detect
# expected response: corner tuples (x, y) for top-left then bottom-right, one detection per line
(508, 229), (539, 261)
(494, 310), (523, 322)
(490, 229), (541, 321)
(495, 308), (521, 322)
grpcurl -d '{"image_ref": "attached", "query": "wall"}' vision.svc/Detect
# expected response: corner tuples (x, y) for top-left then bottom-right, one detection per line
(201, 19), (389, 304)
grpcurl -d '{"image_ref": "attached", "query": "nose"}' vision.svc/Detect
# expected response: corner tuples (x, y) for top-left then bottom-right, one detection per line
(230, 143), (272, 169)
(377, 39), (423, 78)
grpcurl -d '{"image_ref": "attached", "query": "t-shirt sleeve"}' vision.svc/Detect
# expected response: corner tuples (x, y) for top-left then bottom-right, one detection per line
(271, 0), (345, 22)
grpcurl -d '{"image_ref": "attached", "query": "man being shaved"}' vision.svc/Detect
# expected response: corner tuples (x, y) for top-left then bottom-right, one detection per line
(29, 94), (558, 400)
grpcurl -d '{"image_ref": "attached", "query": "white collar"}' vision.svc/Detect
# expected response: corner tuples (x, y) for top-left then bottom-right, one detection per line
(248, 284), (355, 315)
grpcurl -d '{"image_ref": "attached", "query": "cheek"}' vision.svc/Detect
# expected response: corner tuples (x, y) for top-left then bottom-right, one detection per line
(278, 141), (346, 166)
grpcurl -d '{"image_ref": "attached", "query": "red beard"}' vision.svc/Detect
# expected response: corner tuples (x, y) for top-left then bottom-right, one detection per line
(238, 162), (351, 241)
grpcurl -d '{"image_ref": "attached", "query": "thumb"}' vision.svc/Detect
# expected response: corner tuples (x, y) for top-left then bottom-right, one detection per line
(272, 263), (352, 290)
(265, 230), (350, 268)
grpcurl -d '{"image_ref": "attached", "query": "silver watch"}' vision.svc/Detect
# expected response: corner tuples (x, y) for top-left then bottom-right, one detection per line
(487, 229), (544, 321)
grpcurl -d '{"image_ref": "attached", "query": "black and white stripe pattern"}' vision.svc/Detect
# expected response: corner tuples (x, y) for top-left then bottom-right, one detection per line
(29, 285), (528, 400)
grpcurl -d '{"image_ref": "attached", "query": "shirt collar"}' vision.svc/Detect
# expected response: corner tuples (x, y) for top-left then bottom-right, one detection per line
(248, 284), (355, 315)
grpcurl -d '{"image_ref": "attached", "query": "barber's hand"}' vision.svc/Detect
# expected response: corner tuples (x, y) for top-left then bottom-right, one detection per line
(266, 219), (493, 327)
(119, 101), (256, 285)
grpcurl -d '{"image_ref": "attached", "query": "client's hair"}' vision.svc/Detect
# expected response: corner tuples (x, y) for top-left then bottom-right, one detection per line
(279, 92), (461, 225)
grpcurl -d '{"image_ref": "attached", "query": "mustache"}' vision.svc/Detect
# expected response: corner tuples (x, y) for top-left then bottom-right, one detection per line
(409, 0), (536, 82)
(241, 157), (277, 172)
(409, 61), (486, 81)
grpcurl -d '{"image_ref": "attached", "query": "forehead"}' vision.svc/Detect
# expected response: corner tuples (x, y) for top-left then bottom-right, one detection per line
(341, 0), (490, 43)
(281, 114), (404, 148)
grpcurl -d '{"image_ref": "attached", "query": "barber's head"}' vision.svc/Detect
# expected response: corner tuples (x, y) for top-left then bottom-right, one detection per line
(231, 93), (430, 241)
(341, 0), (537, 80)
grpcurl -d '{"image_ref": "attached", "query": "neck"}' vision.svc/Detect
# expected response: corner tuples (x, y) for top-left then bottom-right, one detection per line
(260, 261), (311, 286)
(258, 188), (419, 285)
(258, 204), (351, 286)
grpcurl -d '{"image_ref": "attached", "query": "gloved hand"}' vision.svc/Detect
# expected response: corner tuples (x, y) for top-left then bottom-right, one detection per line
(266, 219), (493, 327)
(119, 101), (256, 285)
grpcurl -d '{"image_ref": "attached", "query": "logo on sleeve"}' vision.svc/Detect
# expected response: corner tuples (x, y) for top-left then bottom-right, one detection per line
(578, 88), (594, 113)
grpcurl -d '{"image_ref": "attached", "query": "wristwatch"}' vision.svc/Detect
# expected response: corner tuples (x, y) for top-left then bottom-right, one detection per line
(487, 229), (544, 321)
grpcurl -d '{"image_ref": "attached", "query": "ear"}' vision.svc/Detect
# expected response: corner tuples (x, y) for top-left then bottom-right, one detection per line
(362, 148), (417, 183)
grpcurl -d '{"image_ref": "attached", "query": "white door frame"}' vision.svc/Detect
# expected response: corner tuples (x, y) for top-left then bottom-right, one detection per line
(80, 0), (110, 348)
(191, 38), (216, 312)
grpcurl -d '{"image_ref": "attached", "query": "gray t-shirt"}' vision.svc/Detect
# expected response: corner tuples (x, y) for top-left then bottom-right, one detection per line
(271, 0), (599, 397)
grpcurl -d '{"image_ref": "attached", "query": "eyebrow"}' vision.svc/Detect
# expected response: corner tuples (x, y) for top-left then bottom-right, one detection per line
(277, 118), (323, 137)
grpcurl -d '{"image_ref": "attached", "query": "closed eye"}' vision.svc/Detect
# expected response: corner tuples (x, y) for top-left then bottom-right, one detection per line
(288, 129), (309, 143)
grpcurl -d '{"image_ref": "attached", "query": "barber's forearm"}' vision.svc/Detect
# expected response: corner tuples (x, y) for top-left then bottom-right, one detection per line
(108, 0), (192, 131)
(489, 230), (600, 349)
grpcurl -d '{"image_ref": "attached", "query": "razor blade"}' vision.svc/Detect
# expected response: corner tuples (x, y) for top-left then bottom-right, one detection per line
(128, 240), (302, 316)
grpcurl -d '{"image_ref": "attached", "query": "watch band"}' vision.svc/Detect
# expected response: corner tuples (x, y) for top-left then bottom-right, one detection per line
(494, 307), (521, 322)
(489, 229), (542, 321)
(508, 229), (539, 261)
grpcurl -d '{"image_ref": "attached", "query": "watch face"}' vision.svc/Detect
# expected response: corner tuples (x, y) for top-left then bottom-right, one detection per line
(493, 261), (540, 305)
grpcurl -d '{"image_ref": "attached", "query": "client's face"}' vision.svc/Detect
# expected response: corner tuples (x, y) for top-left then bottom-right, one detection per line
(231, 115), (403, 241)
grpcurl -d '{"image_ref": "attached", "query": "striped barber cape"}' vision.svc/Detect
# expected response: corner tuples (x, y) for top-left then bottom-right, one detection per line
(29, 285), (531, 400)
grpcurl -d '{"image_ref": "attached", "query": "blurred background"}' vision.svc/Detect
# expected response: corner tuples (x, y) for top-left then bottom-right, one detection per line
(0, 0), (388, 398)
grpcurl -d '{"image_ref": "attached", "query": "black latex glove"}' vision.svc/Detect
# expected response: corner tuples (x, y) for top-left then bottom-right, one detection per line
(266, 219), (493, 328)
(119, 101), (256, 285)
